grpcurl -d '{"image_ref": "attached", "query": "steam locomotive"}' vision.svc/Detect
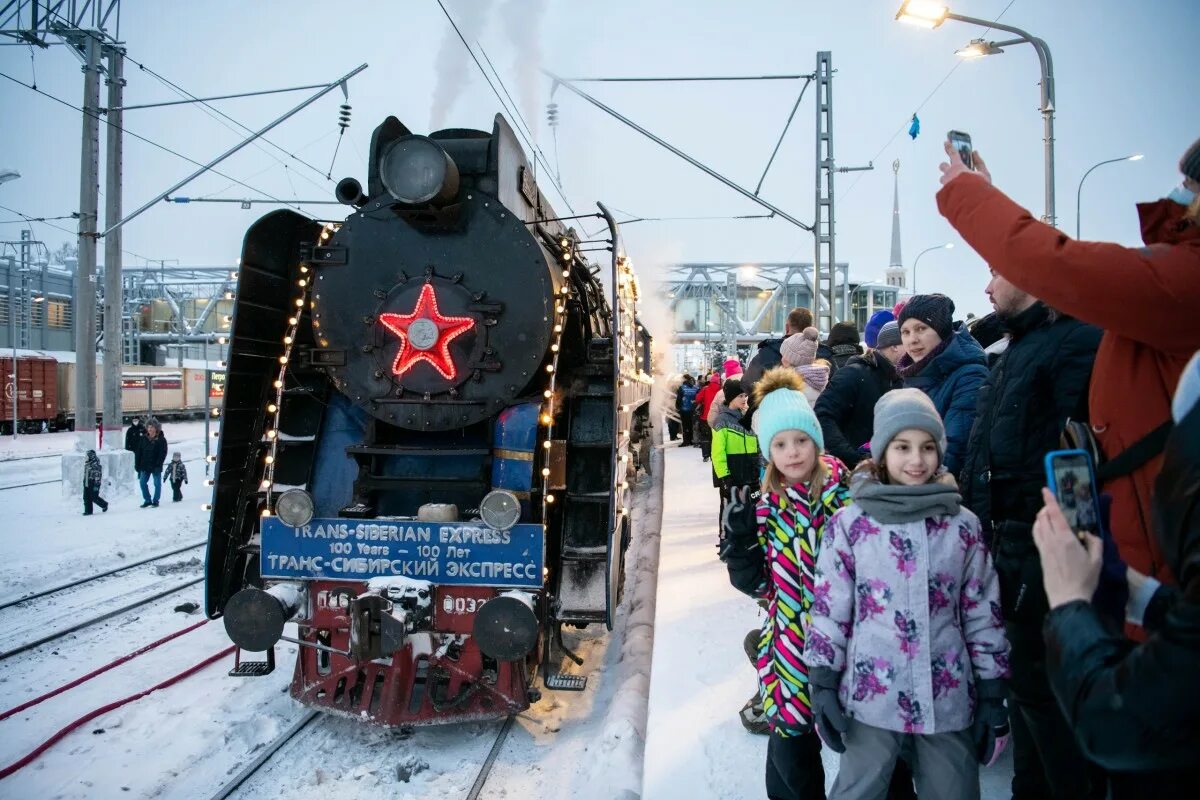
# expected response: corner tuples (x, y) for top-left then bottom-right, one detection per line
(204, 114), (653, 726)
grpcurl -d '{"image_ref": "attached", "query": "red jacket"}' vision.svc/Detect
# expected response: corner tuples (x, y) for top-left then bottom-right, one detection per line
(694, 382), (719, 423)
(937, 175), (1200, 584)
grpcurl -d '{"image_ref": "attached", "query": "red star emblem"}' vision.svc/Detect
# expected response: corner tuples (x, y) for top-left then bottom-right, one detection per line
(378, 284), (475, 380)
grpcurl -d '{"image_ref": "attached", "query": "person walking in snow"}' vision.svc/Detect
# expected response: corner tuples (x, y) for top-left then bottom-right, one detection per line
(82, 449), (108, 515)
(163, 452), (188, 503)
(694, 372), (721, 461)
(803, 389), (1011, 800)
(720, 367), (850, 798)
(136, 418), (168, 508)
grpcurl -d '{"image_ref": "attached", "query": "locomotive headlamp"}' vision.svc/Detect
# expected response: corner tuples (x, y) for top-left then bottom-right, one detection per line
(480, 489), (522, 531)
(276, 489), (314, 528)
(380, 135), (460, 207)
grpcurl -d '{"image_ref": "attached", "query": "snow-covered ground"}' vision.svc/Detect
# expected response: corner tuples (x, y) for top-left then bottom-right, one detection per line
(0, 441), (663, 799)
(643, 442), (1013, 799)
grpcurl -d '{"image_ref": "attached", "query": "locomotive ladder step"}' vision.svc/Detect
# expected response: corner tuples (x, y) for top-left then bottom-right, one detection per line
(228, 646), (275, 677)
(544, 673), (588, 692)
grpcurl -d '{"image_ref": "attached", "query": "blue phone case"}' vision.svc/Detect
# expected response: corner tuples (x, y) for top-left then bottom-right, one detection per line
(1044, 448), (1102, 536)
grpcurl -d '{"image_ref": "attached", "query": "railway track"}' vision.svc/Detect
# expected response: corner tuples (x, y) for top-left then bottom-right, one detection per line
(0, 540), (206, 611)
(0, 573), (206, 661)
(207, 713), (517, 800)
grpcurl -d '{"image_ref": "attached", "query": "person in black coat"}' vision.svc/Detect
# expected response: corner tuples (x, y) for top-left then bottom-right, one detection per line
(959, 279), (1102, 800)
(124, 416), (146, 453)
(1032, 351), (1200, 798)
(814, 320), (904, 468)
(816, 320), (864, 380)
(135, 419), (168, 507)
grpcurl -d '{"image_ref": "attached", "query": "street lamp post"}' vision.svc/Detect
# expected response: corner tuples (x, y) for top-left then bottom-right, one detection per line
(1076, 154), (1144, 239)
(911, 243), (954, 295)
(895, 1), (1058, 226)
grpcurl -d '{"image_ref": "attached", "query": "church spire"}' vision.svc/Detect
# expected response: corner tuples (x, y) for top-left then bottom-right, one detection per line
(886, 159), (906, 289)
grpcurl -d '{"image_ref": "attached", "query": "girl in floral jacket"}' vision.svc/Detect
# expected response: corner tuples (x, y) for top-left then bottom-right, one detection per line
(802, 388), (1010, 800)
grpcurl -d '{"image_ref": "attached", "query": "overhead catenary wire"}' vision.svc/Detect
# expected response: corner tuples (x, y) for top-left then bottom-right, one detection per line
(0, 70), (320, 217)
(0, 201), (155, 263)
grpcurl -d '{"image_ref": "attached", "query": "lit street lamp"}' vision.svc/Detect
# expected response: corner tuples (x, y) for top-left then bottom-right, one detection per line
(911, 243), (954, 295)
(895, 1), (1058, 227)
(1076, 154), (1143, 239)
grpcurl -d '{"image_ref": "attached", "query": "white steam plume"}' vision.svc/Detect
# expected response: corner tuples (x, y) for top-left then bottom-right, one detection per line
(431, 0), (496, 130)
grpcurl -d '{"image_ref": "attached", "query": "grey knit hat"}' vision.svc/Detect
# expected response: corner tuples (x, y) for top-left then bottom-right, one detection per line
(875, 320), (902, 350)
(870, 388), (947, 462)
(1180, 137), (1200, 184)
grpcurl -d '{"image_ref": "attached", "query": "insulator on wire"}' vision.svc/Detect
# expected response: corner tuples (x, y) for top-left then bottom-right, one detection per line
(338, 103), (352, 131)
(546, 102), (558, 128)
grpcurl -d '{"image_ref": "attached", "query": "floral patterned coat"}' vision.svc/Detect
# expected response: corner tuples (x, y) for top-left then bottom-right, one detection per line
(802, 502), (1010, 734)
(752, 455), (851, 736)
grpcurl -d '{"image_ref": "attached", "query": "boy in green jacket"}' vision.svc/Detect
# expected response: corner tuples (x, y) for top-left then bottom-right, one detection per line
(712, 379), (760, 523)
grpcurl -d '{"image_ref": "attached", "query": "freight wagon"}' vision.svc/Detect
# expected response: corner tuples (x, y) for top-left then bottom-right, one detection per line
(1, 354), (217, 434)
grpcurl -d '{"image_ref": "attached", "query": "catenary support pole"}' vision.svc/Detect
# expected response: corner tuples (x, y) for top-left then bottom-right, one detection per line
(101, 44), (124, 449)
(74, 34), (101, 451)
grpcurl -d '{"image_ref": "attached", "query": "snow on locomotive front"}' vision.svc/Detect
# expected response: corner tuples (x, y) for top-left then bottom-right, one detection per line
(204, 114), (653, 726)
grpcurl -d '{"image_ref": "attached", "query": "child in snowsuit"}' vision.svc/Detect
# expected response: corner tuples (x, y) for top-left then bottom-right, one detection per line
(163, 452), (188, 502)
(803, 389), (1011, 800)
(721, 367), (849, 798)
(83, 449), (108, 515)
(711, 378), (759, 524)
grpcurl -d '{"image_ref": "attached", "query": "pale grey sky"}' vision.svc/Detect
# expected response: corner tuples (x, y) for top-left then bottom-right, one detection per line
(2, 0), (1197, 319)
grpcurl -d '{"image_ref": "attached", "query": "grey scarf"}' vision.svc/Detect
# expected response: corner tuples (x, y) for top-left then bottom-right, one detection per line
(850, 472), (962, 523)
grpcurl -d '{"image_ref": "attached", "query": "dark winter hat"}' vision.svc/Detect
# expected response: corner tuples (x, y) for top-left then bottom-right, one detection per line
(871, 388), (947, 463)
(875, 320), (902, 350)
(1180, 137), (1200, 183)
(863, 310), (895, 348)
(827, 321), (861, 347)
(723, 378), (746, 405)
(898, 293), (955, 341)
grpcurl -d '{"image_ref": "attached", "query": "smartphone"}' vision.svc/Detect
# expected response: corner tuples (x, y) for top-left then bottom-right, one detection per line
(947, 130), (974, 170)
(1044, 449), (1101, 542)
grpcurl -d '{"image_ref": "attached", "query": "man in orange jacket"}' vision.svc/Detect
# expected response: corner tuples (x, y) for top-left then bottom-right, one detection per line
(935, 137), (1200, 609)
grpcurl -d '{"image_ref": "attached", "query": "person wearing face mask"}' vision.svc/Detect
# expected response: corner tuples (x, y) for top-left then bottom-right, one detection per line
(937, 137), (1200, 609)
(1031, 351), (1200, 797)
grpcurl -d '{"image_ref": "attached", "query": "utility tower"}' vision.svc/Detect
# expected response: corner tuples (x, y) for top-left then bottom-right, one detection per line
(813, 51), (836, 333)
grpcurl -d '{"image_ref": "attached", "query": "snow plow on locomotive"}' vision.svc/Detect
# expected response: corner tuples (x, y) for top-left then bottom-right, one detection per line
(205, 114), (653, 727)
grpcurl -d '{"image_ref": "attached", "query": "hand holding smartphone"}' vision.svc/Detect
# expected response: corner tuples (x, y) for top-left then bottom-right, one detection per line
(1044, 449), (1102, 545)
(947, 130), (974, 170)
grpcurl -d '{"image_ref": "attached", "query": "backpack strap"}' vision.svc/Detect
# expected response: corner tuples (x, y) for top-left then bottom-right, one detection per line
(1097, 420), (1174, 483)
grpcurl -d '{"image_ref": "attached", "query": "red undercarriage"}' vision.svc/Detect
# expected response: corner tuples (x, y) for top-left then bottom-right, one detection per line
(289, 582), (534, 726)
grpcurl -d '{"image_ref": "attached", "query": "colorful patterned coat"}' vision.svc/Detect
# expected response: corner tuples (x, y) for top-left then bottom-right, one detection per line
(802, 502), (1010, 734)
(752, 454), (850, 736)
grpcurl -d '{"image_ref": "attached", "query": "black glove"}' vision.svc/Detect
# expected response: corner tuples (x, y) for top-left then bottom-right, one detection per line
(720, 486), (760, 553)
(972, 678), (1009, 766)
(809, 667), (848, 753)
(720, 475), (738, 491)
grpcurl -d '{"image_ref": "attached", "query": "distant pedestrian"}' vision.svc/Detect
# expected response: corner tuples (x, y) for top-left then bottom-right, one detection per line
(676, 375), (698, 447)
(164, 452), (188, 503)
(694, 373), (721, 461)
(124, 416), (146, 453)
(136, 419), (168, 508)
(818, 321), (864, 379)
(82, 449), (108, 515)
(744, 307), (814, 408)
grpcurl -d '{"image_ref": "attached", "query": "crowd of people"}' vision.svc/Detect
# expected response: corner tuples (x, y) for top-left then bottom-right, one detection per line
(81, 415), (184, 514)
(671, 135), (1200, 799)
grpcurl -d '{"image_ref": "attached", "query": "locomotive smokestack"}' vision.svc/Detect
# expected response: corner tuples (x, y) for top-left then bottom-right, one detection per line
(223, 583), (306, 651)
(336, 177), (369, 207)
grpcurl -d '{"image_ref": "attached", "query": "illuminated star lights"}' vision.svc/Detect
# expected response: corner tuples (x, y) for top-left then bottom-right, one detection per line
(379, 283), (476, 380)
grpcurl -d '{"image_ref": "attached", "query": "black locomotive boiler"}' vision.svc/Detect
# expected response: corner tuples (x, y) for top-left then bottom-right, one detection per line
(205, 114), (653, 726)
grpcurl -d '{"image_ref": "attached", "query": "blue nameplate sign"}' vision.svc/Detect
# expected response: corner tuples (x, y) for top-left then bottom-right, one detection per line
(260, 518), (544, 589)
